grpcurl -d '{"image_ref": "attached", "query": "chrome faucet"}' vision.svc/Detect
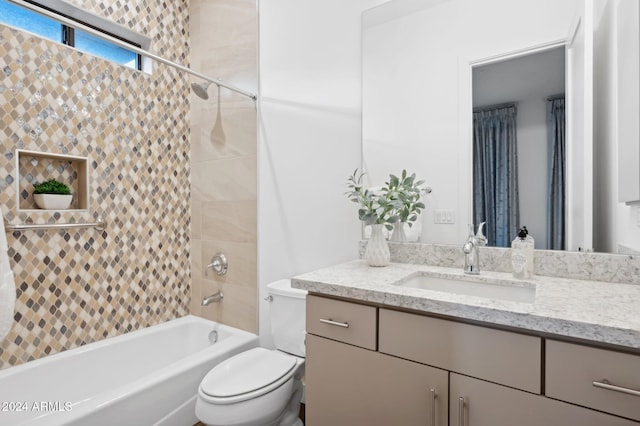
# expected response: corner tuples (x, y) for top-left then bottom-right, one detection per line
(201, 291), (224, 306)
(463, 222), (487, 274)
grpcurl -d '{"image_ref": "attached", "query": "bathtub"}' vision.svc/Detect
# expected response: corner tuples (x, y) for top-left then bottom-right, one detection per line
(0, 315), (258, 426)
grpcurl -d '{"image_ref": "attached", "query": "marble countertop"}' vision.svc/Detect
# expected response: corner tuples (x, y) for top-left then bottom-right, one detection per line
(292, 260), (640, 350)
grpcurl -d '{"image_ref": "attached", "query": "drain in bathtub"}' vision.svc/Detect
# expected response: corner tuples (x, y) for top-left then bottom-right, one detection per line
(208, 329), (218, 344)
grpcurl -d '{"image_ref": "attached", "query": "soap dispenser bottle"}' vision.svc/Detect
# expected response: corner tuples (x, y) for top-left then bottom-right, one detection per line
(511, 226), (534, 279)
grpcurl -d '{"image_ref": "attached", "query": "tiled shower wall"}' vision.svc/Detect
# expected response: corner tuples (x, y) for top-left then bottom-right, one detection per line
(0, 0), (191, 368)
(189, 0), (258, 332)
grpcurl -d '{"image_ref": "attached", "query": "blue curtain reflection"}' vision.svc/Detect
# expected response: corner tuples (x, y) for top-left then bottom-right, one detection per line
(546, 97), (566, 250)
(473, 104), (520, 247)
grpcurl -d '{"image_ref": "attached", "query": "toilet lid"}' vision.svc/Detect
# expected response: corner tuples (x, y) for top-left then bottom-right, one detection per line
(200, 348), (297, 398)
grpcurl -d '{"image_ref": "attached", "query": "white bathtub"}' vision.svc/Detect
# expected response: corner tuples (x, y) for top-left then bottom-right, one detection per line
(0, 315), (258, 426)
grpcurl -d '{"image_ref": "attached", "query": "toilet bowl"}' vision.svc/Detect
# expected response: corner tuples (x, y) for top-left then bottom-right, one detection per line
(195, 280), (307, 426)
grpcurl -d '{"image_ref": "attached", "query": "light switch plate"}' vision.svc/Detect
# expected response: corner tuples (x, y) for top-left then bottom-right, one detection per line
(434, 209), (455, 224)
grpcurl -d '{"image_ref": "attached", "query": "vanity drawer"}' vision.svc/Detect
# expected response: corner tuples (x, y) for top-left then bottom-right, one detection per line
(306, 295), (377, 350)
(546, 340), (640, 421)
(379, 309), (541, 393)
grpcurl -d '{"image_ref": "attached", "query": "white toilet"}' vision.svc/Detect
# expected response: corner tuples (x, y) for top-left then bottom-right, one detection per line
(195, 279), (307, 426)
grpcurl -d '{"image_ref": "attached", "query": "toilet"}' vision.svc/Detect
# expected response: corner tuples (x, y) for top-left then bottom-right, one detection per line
(195, 279), (307, 426)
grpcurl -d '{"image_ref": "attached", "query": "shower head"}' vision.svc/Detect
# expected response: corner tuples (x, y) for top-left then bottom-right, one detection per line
(191, 81), (212, 100)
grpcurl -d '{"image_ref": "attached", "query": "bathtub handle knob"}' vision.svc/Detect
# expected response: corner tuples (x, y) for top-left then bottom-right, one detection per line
(206, 253), (228, 276)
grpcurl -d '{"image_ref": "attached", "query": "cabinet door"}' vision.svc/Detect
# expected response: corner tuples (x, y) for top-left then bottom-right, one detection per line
(546, 339), (640, 421)
(306, 334), (448, 426)
(450, 373), (639, 426)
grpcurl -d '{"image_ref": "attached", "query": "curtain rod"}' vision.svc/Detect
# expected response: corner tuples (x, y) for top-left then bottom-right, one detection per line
(473, 102), (518, 113)
(6, 0), (257, 101)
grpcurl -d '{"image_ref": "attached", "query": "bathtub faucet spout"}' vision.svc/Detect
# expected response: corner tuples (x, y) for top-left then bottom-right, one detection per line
(201, 291), (224, 306)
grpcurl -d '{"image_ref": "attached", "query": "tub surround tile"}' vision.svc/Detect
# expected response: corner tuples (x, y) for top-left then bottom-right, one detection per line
(191, 105), (258, 162)
(191, 278), (207, 318)
(190, 116), (203, 158)
(191, 155), (257, 202)
(201, 200), (257, 243)
(0, 0), (191, 369)
(191, 199), (203, 238)
(201, 44), (259, 84)
(293, 260), (640, 350)
(189, 0), (257, 335)
(191, 240), (203, 281)
(195, 0), (258, 45)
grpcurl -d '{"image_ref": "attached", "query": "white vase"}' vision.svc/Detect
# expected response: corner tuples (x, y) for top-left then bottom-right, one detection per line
(365, 224), (390, 267)
(390, 221), (408, 243)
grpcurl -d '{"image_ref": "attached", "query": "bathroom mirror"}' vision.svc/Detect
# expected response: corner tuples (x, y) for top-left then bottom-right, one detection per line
(362, 0), (638, 254)
(471, 46), (567, 250)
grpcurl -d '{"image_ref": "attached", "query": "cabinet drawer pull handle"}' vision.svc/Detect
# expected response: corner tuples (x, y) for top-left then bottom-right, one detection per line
(319, 318), (349, 328)
(593, 380), (640, 397)
(458, 397), (465, 426)
(430, 388), (436, 426)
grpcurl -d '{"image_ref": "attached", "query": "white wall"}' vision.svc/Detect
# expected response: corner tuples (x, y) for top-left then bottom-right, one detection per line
(363, 0), (579, 245)
(516, 100), (550, 249)
(258, 0), (384, 346)
(593, 0), (640, 253)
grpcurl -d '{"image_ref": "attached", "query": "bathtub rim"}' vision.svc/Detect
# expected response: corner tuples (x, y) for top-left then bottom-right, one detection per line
(0, 315), (256, 377)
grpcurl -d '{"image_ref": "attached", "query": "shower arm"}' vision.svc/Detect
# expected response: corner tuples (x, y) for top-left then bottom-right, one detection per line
(6, 0), (257, 101)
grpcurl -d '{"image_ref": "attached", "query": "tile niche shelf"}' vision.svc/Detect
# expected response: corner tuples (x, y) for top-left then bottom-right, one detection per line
(16, 149), (89, 211)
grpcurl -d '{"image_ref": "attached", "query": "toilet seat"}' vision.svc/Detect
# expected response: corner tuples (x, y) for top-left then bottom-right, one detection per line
(199, 347), (298, 405)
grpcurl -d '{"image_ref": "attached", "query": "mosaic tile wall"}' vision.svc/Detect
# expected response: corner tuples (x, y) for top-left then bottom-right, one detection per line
(17, 153), (80, 210)
(0, 0), (191, 368)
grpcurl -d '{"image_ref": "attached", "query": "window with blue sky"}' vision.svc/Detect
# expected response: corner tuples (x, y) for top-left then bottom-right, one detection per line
(0, 0), (140, 70)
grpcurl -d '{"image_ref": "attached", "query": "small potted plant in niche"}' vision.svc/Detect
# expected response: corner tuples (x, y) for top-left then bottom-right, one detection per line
(33, 179), (73, 210)
(346, 169), (399, 267)
(383, 170), (427, 243)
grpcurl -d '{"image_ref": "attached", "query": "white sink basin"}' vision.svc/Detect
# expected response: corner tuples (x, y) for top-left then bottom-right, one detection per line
(396, 273), (536, 303)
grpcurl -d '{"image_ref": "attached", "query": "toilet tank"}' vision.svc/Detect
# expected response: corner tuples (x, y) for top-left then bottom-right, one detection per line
(267, 279), (307, 357)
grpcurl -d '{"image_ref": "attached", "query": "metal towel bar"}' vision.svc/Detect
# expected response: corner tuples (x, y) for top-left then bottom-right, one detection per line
(5, 219), (106, 232)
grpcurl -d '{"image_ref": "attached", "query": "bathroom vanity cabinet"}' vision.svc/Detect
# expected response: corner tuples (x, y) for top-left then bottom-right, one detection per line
(305, 295), (640, 426)
(306, 334), (448, 426)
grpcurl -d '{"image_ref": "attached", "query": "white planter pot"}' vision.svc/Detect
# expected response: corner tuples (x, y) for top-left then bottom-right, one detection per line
(34, 194), (73, 210)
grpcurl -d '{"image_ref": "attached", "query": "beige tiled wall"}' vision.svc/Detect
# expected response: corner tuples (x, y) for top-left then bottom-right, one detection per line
(189, 0), (258, 333)
(0, 0), (190, 368)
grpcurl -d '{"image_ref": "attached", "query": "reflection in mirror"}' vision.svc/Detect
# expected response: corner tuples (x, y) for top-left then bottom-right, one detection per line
(361, 0), (640, 254)
(471, 47), (565, 250)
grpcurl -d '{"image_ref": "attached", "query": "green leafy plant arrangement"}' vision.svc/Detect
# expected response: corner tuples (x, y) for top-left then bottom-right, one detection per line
(33, 179), (71, 195)
(346, 169), (399, 230)
(383, 169), (426, 228)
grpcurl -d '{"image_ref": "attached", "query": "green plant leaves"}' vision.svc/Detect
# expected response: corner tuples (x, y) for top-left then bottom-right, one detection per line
(346, 168), (427, 227)
(33, 179), (71, 195)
